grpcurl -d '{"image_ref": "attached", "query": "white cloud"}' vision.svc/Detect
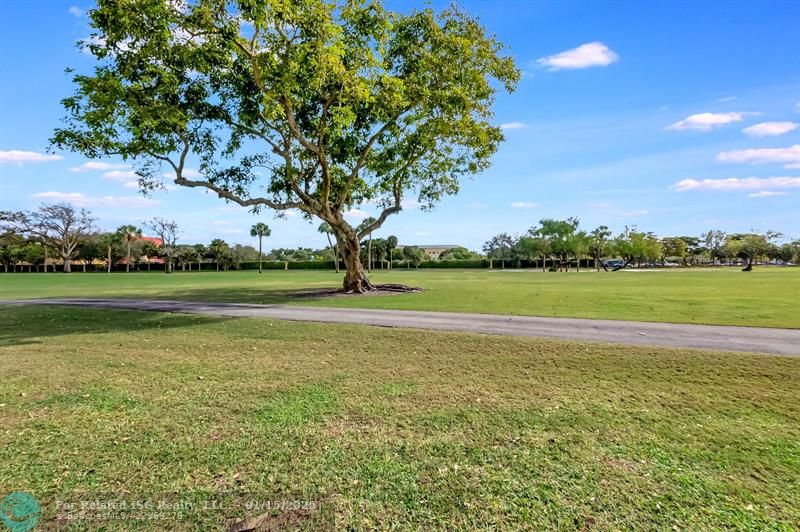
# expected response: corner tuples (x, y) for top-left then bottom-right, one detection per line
(102, 170), (139, 181)
(162, 168), (200, 179)
(401, 199), (422, 209)
(32, 191), (158, 208)
(667, 112), (757, 132)
(510, 201), (539, 209)
(500, 122), (527, 130)
(344, 208), (369, 221)
(212, 220), (232, 225)
(717, 96), (737, 103)
(537, 42), (618, 71)
(742, 121), (798, 137)
(671, 176), (800, 192)
(621, 209), (648, 216)
(748, 190), (789, 198)
(0, 150), (63, 164)
(717, 144), (800, 168)
(70, 161), (129, 172)
(68, 6), (83, 17)
(81, 35), (133, 55)
(122, 181), (139, 189)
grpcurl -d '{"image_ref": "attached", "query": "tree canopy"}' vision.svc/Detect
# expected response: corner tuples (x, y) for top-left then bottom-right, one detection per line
(52, 0), (519, 291)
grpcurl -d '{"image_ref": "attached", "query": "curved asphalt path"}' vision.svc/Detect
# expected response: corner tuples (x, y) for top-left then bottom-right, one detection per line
(3, 298), (799, 356)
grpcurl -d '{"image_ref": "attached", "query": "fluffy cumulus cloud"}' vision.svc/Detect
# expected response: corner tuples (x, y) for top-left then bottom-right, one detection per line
(537, 42), (618, 71)
(102, 170), (139, 182)
(748, 190), (789, 198)
(344, 208), (369, 221)
(666, 112), (757, 131)
(32, 191), (158, 208)
(68, 6), (83, 17)
(0, 150), (63, 164)
(620, 209), (648, 216)
(510, 201), (538, 209)
(671, 176), (800, 192)
(500, 122), (527, 130)
(741, 121), (798, 137)
(717, 145), (800, 167)
(70, 161), (129, 172)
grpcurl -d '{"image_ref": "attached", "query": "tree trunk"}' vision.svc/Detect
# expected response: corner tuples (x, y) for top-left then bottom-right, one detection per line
(107, 244), (112, 273)
(83, 261), (86, 272)
(43, 246), (49, 273)
(340, 235), (373, 293)
(63, 256), (72, 273)
(126, 241), (131, 272)
(258, 236), (263, 274)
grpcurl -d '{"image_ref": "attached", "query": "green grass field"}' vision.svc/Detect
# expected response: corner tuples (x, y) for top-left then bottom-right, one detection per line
(1, 267), (798, 328)
(1, 305), (799, 529)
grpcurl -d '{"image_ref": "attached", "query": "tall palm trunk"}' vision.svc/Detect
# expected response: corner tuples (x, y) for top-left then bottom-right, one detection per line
(126, 240), (132, 272)
(258, 236), (263, 274)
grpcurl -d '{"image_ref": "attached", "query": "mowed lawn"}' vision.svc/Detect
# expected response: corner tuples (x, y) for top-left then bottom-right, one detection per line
(1, 305), (798, 529)
(1, 267), (798, 328)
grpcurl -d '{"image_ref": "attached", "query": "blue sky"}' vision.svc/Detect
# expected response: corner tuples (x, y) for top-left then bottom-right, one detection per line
(1, 0), (799, 250)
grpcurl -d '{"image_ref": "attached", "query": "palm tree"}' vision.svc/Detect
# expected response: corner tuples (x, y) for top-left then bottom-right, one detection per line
(193, 243), (206, 271)
(357, 217), (377, 272)
(209, 239), (228, 271)
(318, 222), (339, 272)
(115, 225), (141, 272)
(386, 235), (398, 270)
(249, 223), (271, 274)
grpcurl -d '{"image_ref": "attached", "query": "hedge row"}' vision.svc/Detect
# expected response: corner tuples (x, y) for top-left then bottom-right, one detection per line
(5, 258), (604, 272)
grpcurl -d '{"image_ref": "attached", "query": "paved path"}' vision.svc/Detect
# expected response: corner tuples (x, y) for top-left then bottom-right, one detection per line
(3, 298), (799, 356)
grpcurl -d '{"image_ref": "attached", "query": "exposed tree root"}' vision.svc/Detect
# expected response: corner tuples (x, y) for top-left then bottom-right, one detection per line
(340, 283), (422, 295)
(372, 283), (423, 293)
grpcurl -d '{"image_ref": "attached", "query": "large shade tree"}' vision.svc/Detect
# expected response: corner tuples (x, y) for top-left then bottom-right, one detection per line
(51, 0), (518, 292)
(146, 217), (182, 273)
(1, 203), (96, 273)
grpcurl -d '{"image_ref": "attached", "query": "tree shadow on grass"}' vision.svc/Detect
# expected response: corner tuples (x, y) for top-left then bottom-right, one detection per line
(108, 286), (408, 305)
(0, 304), (230, 348)
(153, 287), (342, 305)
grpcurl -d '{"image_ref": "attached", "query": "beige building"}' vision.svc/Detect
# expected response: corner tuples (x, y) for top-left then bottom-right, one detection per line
(415, 245), (461, 260)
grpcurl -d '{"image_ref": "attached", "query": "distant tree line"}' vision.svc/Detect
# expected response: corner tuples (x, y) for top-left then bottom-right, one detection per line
(483, 218), (799, 271)
(2, 205), (796, 273)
